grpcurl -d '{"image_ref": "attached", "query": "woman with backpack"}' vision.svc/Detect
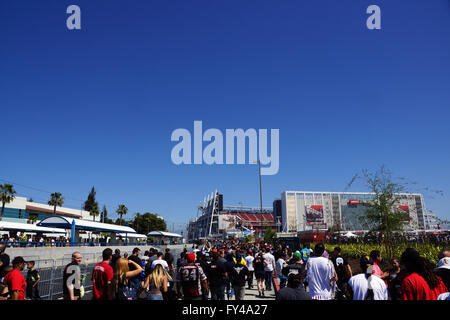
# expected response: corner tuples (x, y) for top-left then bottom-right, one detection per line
(114, 258), (143, 300)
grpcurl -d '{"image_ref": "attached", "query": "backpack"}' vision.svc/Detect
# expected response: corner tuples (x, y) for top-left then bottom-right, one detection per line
(117, 274), (137, 300)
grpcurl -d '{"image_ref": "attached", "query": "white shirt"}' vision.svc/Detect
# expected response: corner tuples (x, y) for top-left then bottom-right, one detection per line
(151, 259), (169, 270)
(276, 258), (286, 277)
(306, 256), (336, 300)
(245, 255), (255, 271)
(263, 253), (276, 272)
(348, 273), (388, 300)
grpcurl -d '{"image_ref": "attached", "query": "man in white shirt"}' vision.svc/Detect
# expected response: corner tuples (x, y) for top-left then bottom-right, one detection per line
(348, 257), (388, 300)
(245, 251), (255, 289)
(262, 248), (276, 291)
(305, 243), (337, 300)
(151, 252), (169, 271)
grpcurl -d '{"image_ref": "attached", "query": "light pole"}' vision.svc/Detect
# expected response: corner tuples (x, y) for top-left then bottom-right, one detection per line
(253, 160), (263, 214)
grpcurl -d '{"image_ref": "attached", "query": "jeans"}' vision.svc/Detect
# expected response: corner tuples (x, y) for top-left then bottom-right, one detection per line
(264, 271), (273, 290)
(210, 285), (225, 300)
(148, 294), (163, 300)
(233, 285), (245, 300)
(247, 271), (254, 288)
(279, 277), (287, 289)
(226, 278), (234, 299)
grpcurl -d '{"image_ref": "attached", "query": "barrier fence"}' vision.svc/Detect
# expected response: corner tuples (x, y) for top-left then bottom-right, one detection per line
(18, 255), (101, 300)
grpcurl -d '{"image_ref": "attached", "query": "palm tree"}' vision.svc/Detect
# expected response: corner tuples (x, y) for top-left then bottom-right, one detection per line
(48, 192), (64, 215)
(0, 184), (16, 221)
(116, 204), (128, 226)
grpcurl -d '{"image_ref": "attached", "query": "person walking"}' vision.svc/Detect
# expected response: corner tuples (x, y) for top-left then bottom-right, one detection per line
(276, 273), (312, 300)
(262, 248), (276, 291)
(63, 252), (83, 300)
(25, 261), (41, 300)
(305, 243), (337, 300)
(142, 264), (171, 300)
(254, 250), (266, 297)
(347, 256), (388, 300)
(176, 253), (208, 301)
(205, 251), (227, 300)
(114, 258), (143, 300)
(92, 248), (114, 300)
(229, 253), (250, 300)
(245, 250), (255, 290)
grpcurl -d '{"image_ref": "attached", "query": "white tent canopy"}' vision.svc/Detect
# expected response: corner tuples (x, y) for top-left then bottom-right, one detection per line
(37, 216), (136, 233)
(343, 231), (358, 238)
(117, 233), (147, 239)
(147, 231), (183, 238)
(0, 221), (66, 234)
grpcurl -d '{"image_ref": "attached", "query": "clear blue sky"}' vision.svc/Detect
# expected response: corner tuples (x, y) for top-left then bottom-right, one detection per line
(1, 0), (450, 232)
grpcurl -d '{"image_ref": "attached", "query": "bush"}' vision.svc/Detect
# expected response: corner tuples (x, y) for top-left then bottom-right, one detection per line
(325, 243), (443, 267)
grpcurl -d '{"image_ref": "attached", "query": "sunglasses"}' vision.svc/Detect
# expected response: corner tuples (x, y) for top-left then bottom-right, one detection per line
(0, 292), (10, 297)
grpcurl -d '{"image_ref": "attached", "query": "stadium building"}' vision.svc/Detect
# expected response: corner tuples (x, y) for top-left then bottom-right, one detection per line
(281, 191), (427, 233)
(187, 191), (276, 241)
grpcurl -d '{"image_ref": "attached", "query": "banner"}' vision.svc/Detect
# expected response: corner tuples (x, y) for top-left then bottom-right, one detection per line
(218, 215), (237, 231)
(305, 205), (324, 225)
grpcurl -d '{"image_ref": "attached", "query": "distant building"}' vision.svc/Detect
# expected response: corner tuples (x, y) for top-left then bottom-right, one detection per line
(187, 191), (275, 241)
(281, 191), (427, 233)
(1, 196), (93, 223)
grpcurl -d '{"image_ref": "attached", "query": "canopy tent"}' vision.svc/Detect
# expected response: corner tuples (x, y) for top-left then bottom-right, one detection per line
(147, 231), (183, 238)
(37, 216), (136, 233)
(343, 231), (358, 238)
(0, 221), (66, 234)
(117, 233), (147, 239)
(38, 216), (136, 246)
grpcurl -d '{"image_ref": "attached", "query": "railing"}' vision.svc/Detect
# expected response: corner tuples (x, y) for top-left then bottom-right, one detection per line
(0, 241), (178, 248)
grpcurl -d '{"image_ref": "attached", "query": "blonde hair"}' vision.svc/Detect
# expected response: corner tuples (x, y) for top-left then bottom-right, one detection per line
(151, 264), (172, 290)
(115, 258), (130, 292)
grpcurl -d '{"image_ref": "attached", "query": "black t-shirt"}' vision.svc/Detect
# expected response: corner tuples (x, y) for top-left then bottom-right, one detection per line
(164, 252), (174, 266)
(0, 253), (10, 278)
(206, 261), (227, 287)
(254, 255), (265, 274)
(276, 286), (312, 300)
(435, 268), (450, 292)
(331, 255), (350, 284)
(26, 269), (39, 285)
(230, 264), (250, 287)
(282, 262), (305, 279)
(63, 262), (81, 297)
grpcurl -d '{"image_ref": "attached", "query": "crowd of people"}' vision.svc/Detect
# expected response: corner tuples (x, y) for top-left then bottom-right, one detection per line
(0, 240), (449, 301)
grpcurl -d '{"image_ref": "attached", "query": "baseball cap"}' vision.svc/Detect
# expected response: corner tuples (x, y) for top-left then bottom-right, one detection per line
(186, 253), (196, 262)
(438, 257), (450, 270)
(293, 251), (302, 260)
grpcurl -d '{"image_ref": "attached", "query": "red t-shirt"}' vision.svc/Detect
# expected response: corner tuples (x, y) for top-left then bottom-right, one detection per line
(3, 269), (26, 300)
(401, 272), (448, 300)
(92, 261), (114, 300)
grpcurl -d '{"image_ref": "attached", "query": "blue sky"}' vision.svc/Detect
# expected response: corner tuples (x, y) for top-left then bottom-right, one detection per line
(1, 0), (450, 232)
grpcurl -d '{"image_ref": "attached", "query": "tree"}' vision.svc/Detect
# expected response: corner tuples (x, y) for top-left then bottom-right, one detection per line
(27, 213), (38, 224)
(84, 187), (99, 221)
(48, 192), (64, 215)
(116, 204), (128, 226)
(0, 184), (16, 221)
(130, 212), (167, 235)
(264, 227), (277, 245)
(28, 197), (33, 202)
(346, 166), (441, 260)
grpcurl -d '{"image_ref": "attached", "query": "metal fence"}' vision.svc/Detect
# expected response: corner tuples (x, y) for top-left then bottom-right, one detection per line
(20, 254), (101, 300)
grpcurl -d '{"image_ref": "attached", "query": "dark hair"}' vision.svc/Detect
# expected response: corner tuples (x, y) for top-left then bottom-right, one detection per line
(132, 248), (140, 254)
(438, 248), (450, 261)
(156, 252), (163, 258)
(165, 248), (170, 252)
(360, 256), (373, 273)
(304, 243), (310, 249)
(314, 243), (325, 256)
(102, 248), (113, 261)
(334, 247), (342, 253)
(369, 250), (381, 261)
(27, 261), (35, 266)
(287, 273), (302, 288)
(114, 249), (120, 255)
(401, 248), (441, 289)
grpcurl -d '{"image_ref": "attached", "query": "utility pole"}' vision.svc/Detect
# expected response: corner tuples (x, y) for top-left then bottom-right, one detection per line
(258, 160), (262, 213)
